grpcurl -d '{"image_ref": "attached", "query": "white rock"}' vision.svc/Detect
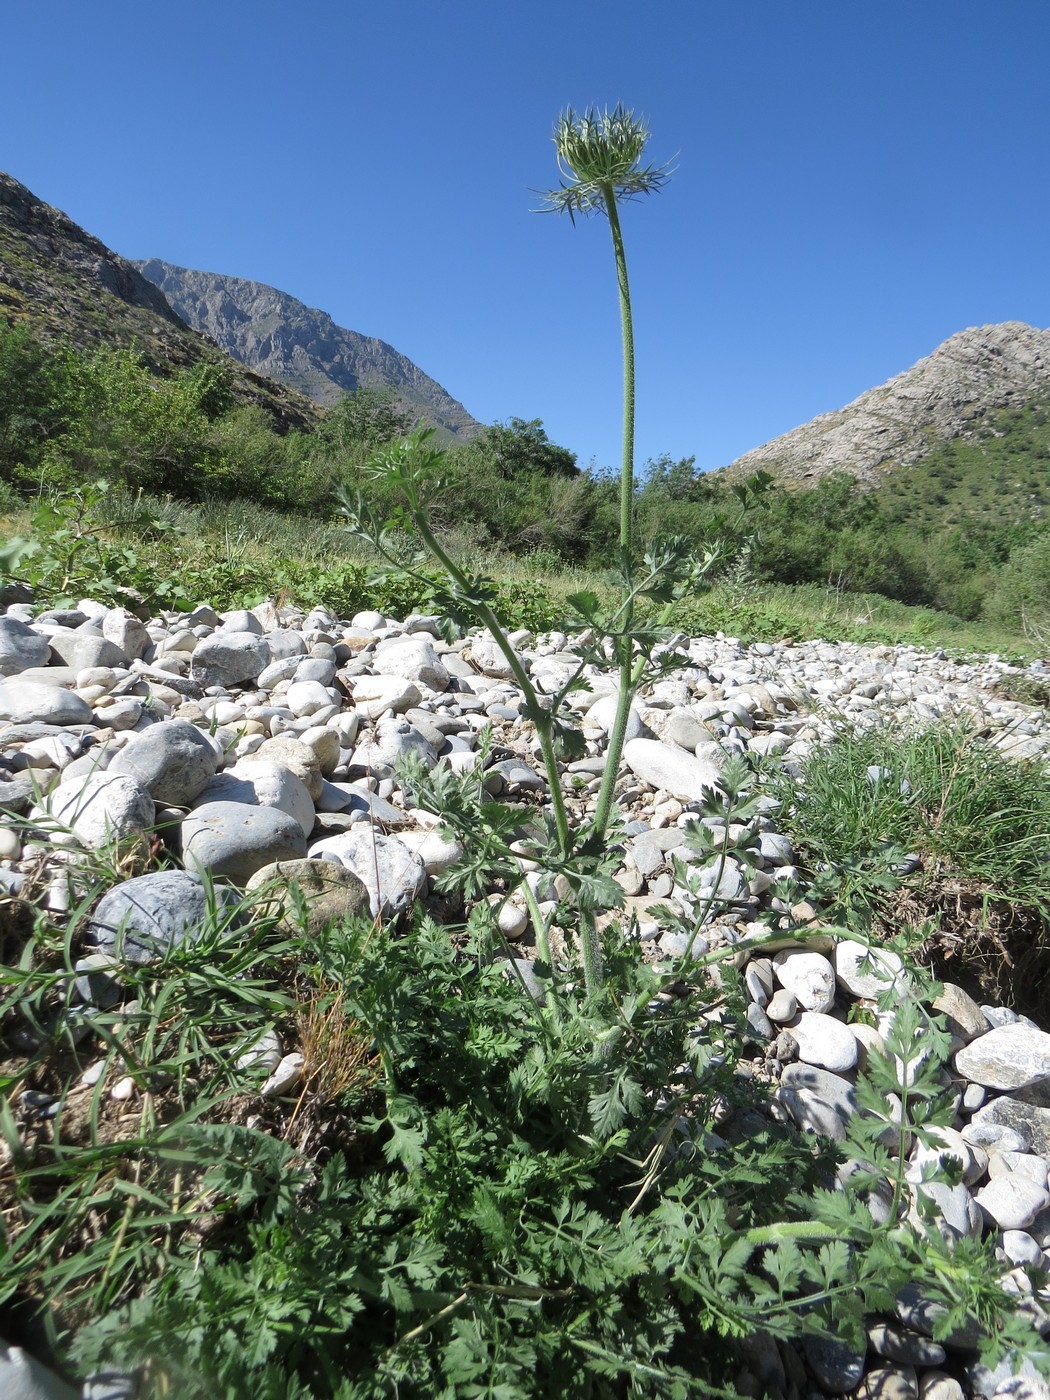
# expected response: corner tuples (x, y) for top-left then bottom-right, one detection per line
(790, 1011), (858, 1072)
(374, 635), (450, 691)
(308, 830), (427, 919)
(350, 674), (421, 720)
(42, 772), (154, 851)
(623, 738), (723, 803)
(260, 1051), (305, 1098)
(834, 940), (908, 999)
(774, 950), (837, 1013)
(585, 693), (644, 739)
(398, 829), (464, 875)
(954, 1023), (1050, 1090)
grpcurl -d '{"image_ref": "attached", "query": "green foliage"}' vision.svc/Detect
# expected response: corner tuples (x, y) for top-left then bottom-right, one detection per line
(769, 720), (1050, 933)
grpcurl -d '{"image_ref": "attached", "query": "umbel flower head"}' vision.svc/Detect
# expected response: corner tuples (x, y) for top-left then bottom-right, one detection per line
(540, 104), (671, 222)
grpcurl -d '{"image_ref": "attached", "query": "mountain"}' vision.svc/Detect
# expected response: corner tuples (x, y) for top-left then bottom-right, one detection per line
(0, 172), (317, 433)
(716, 322), (1050, 489)
(134, 260), (480, 443)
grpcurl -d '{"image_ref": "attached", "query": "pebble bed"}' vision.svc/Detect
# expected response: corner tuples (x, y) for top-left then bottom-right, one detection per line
(3, 596), (1050, 1400)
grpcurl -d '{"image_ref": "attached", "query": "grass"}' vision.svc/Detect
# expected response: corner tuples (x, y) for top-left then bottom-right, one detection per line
(770, 720), (1050, 1013)
(3, 487), (1043, 659)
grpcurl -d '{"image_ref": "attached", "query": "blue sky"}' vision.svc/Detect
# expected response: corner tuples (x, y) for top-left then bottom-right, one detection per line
(4, 1), (1050, 475)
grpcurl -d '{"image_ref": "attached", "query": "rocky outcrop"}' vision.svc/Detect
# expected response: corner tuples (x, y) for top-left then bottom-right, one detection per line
(135, 260), (480, 442)
(0, 171), (318, 433)
(717, 322), (1050, 488)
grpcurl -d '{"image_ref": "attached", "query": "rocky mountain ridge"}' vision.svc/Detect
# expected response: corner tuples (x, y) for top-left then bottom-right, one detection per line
(717, 322), (1050, 488)
(0, 172), (317, 433)
(135, 260), (480, 442)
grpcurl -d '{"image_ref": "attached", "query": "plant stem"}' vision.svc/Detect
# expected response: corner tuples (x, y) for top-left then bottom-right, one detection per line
(606, 188), (635, 556)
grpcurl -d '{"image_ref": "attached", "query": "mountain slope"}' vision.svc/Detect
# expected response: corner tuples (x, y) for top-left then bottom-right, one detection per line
(717, 322), (1050, 489)
(0, 171), (317, 433)
(135, 260), (480, 442)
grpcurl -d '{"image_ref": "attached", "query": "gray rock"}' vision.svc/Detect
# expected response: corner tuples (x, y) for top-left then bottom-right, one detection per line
(974, 1174), (1050, 1230)
(86, 871), (230, 964)
(954, 1023), (1050, 1090)
(970, 1098), (1050, 1157)
(194, 758), (315, 838)
(0, 617), (50, 675)
(766, 988), (799, 1023)
(190, 632), (270, 689)
(44, 772), (154, 850)
(868, 1321), (946, 1367)
(308, 829), (427, 919)
(182, 801), (308, 883)
(623, 738), (723, 802)
(109, 719), (219, 806)
(933, 982), (988, 1041)
(912, 1181), (983, 1240)
(0, 680), (93, 725)
(775, 1063), (857, 1139)
(45, 627), (128, 672)
(802, 1335), (866, 1392)
(896, 1282), (984, 1349)
(856, 1367), (919, 1400)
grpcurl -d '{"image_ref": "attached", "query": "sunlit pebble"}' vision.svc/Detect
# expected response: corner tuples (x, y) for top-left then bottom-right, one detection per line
(110, 1076), (136, 1102)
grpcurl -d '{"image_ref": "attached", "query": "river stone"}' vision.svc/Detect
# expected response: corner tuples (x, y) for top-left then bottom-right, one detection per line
(349, 674), (421, 719)
(190, 632), (270, 689)
(868, 1321), (946, 1368)
(622, 738), (723, 802)
(974, 1173), (1050, 1230)
(919, 1375), (965, 1400)
(0, 680), (93, 726)
(356, 717), (437, 777)
(101, 607), (151, 661)
(913, 1181), (982, 1240)
(932, 982), (988, 1042)
(44, 772), (154, 850)
(834, 940), (908, 999)
(0, 1343), (79, 1400)
(790, 1010), (858, 1072)
(245, 857), (370, 936)
(585, 693), (644, 740)
(86, 870), (229, 964)
(182, 801), (307, 883)
(398, 829), (465, 875)
(254, 736), (324, 801)
(470, 635), (518, 679)
(44, 627), (128, 671)
(109, 719), (219, 806)
(373, 635), (450, 691)
(194, 758), (316, 838)
(802, 1336), (866, 1392)
(856, 1367), (919, 1400)
(285, 679), (335, 718)
(0, 617), (50, 676)
(775, 1063), (857, 1140)
(954, 1022), (1050, 1090)
(308, 829), (426, 919)
(773, 949), (837, 1012)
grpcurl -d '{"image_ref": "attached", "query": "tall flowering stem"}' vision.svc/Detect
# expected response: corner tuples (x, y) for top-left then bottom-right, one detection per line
(541, 107), (670, 989)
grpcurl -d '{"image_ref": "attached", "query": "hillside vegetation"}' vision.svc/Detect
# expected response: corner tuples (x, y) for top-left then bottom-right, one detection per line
(2, 318), (1050, 650)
